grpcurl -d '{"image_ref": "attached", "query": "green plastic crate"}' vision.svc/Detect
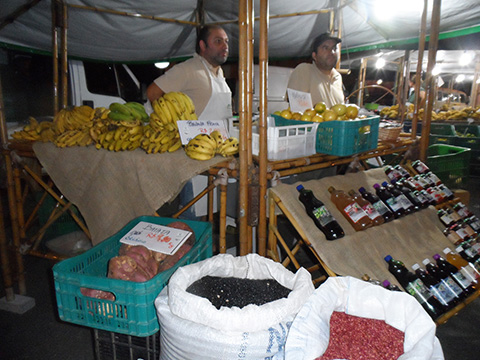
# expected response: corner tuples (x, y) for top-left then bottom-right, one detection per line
(53, 216), (212, 336)
(429, 123), (456, 146)
(315, 116), (380, 156)
(453, 124), (480, 151)
(426, 144), (471, 189)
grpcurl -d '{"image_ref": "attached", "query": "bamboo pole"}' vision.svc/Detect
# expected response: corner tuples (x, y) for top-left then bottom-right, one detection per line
(257, 0), (269, 257)
(61, 1), (68, 109)
(412, 0), (428, 140)
(52, 1), (59, 114)
(219, 183), (227, 253)
(357, 58), (367, 107)
(420, 0), (441, 162)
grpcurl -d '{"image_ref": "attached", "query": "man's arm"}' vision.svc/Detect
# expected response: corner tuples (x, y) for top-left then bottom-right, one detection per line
(146, 82), (165, 103)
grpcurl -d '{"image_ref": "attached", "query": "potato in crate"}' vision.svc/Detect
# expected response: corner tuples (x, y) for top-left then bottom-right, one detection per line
(53, 216), (212, 336)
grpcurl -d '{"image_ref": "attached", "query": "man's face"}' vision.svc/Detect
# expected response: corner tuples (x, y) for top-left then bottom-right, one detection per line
(200, 28), (229, 67)
(312, 39), (339, 73)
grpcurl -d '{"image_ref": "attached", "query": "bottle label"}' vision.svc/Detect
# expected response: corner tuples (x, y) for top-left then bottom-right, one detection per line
(462, 265), (480, 281)
(455, 227), (470, 240)
(429, 283), (455, 306)
(451, 270), (473, 289)
(465, 246), (478, 259)
(361, 203), (381, 220)
(313, 205), (335, 227)
(406, 279), (431, 304)
(386, 197), (402, 212)
(442, 277), (464, 297)
(446, 231), (462, 245)
(343, 202), (368, 223)
(439, 185), (453, 198)
(372, 200), (390, 216)
(397, 194), (414, 210)
(440, 213), (454, 226)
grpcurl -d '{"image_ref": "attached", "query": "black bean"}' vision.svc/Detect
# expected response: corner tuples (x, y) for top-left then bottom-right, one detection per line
(186, 275), (291, 309)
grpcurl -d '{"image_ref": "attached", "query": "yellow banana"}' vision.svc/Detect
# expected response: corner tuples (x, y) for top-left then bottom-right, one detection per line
(158, 98), (173, 123)
(168, 138), (182, 152)
(128, 140), (141, 151)
(185, 143), (216, 156)
(121, 139), (131, 151)
(185, 148), (214, 160)
(164, 92), (184, 116)
(164, 98), (179, 123)
(210, 130), (224, 150)
(160, 131), (176, 145)
(194, 133), (217, 149)
(177, 92), (196, 118)
(187, 138), (216, 152)
(129, 133), (143, 142)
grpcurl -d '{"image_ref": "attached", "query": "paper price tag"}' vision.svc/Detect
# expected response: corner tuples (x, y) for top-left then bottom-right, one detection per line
(120, 221), (193, 256)
(287, 88), (313, 114)
(176, 120), (229, 145)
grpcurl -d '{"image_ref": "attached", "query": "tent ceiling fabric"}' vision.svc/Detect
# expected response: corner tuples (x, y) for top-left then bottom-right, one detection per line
(0, 0), (480, 63)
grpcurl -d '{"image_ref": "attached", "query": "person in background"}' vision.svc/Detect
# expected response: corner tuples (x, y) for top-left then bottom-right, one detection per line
(287, 32), (344, 108)
(407, 74), (426, 106)
(146, 25), (232, 120)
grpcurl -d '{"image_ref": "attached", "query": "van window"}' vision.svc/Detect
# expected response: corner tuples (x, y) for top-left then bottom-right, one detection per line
(116, 65), (140, 101)
(83, 62), (118, 97)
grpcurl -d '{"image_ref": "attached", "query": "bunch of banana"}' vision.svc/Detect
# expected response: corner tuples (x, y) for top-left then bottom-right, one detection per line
(108, 102), (147, 127)
(217, 137), (239, 157)
(11, 117), (55, 142)
(150, 92), (197, 129)
(140, 124), (181, 154)
(53, 105), (95, 135)
(95, 124), (144, 152)
(54, 128), (93, 148)
(184, 133), (217, 160)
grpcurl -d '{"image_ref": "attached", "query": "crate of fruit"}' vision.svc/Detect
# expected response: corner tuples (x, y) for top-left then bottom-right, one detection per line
(453, 124), (480, 150)
(53, 216), (212, 336)
(315, 116), (380, 156)
(229, 115), (318, 161)
(426, 144), (471, 189)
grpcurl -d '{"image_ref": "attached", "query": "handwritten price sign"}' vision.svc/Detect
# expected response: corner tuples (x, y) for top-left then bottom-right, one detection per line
(120, 221), (192, 255)
(176, 120), (229, 145)
(287, 88), (313, 114)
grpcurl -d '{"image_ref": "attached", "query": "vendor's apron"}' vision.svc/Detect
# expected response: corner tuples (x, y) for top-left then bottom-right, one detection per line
(198, 60), (232, 120)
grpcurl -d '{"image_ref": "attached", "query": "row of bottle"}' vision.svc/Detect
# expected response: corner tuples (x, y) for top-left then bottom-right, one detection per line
(385, 247), (480, 319)
(438, 203), (480, 246)
(362, 274), (401, 291)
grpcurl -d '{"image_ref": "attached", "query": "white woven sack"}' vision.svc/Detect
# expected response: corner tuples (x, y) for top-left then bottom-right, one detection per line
(284, 276), (445, 360)
(155, 253), (314, 360)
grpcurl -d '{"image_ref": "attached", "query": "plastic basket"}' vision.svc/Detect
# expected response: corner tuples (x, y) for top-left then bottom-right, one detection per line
(315, 116), (380, 156)
(229, 115), (318, 161)
(453, 124), (480, 151)
(430, 123), (456, 136)
(426, 144), (471, 189)
(94, 329), (160, 360)
(53, 216), (212, 336)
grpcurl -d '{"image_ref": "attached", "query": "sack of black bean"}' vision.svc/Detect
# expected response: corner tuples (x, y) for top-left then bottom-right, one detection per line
(154, 253), (314, 360)
(284, 276), (445, 360)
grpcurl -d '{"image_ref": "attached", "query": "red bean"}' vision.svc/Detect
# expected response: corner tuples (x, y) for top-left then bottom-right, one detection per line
(316, 311), (404, 360)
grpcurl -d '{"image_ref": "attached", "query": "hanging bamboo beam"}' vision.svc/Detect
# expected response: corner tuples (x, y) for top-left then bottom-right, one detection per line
(420, 0), (441, 162)
(0, 0), (42, 31)
(67, 4), (198, 26)
(412, 0), (428, 140)
(257, 0), (269, 257)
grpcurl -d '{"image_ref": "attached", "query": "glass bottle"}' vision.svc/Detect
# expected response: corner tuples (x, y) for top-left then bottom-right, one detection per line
(456, 245), (480, 273)
(385, 255), (445, 319)
(452, 202), (473, 219)
(394, 164), (411, 179)
(358, 186), (394, 223)
(438, 209), (455, 227)
(412, 159), (430, 174)
(348, 189), (384, 226)
(433, 253), (476, 295)
(381, 181), (416, 214)
(373, 183), (404, 218)
(327, 186), (373, 231)
(423, 258), (466, 301)
(296, 184), (345, 240)
(392, 179), (425, 210)
(443, 247), (480, 283)
(382, 279), (401, 291)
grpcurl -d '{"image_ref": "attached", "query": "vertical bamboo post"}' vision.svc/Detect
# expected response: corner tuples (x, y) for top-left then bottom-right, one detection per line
(257, 0), (269, 257)
(420, 0), (441, 162)
(470, 62), (480, 107)
(61, 1), (68, 109)
(357, 58), (367, 107)
(52, 0), (60, 114)
(246, 0), (254, 254)
(207, 174), (214, 223)
(412, 0), (428, 140)
(219, 183), (227, 253)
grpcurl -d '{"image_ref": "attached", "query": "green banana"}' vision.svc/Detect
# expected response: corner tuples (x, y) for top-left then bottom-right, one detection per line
(108, 111), (136, 122)
(109, 102), (132, 116)
(125, 102), (149, 121)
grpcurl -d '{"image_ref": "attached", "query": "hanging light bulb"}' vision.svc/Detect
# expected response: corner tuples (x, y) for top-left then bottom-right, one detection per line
(432, 66), (441, 76)
(376, 79), (383, 85)
(155, 62), (170, 69)
(376, 57), (386, 69)
(455, 74), (465, 83)
(459, 52), (473, 66)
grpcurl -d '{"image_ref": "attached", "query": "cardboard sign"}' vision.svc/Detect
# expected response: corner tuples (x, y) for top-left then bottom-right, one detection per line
(120, 221), (192, 255)
(287, 88), (313, 113)
(176, 120), (229, 145)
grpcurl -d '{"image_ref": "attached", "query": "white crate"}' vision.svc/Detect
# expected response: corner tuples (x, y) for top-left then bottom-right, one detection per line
(229, 116), (318, 161)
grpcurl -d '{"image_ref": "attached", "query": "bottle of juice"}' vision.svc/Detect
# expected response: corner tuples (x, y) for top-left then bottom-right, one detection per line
(384, 165), (403, 182)
(358, 186), (394, 223)
(443, 247), (480, 283)
(392, 179), (425, 210)
(382, 279), (401, 291)
(327, 186), (373, 231)
(296, 184), (345, 240)
(433, 253), (476, 295)
(381, 181), (416, 214)
(348, 189), (384, 226)
(385, 255), (445, 319)
(373, 183), (404, 218)
(412, 263), (458, 310)
(456, 245), (480, 273)
(423, 258), (466, 301)
(412, 159), (430, 174)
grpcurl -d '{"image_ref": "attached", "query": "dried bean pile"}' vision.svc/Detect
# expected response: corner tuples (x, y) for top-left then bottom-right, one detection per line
(186, 275), (291, 309)
(316, 311), (404, 360)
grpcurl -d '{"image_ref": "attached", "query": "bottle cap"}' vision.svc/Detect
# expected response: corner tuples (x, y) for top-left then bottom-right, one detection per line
(422, 258), (431, 266)
(391, 179), (397, 185)
(411, 263), (420, 271)
(296, 184), (304, 191)
(455, 246), (464, 252)
(359, 187), (366, 193)
(443, 247), (451, 254)
(373, 183), (380, 189)
(382, 181), (388, 186)
(384, 255), (392, 262)
(433, 254), (441, 260)
(382, 280), (391, 287)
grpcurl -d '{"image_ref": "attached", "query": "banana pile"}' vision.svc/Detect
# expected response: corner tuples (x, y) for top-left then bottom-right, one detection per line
(108, 102), (149, 126)
(185, 131), (239, 160)
(11, 116), (55, 143)
(94, 123), (144, 152)
(151, 92), (197, 129)
(139, 124), (181, 154)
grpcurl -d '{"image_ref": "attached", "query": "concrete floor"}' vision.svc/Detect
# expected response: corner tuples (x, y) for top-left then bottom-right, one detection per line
(0, 174), (479, 360)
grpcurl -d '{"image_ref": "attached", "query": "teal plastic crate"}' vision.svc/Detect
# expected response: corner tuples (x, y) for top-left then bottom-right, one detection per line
(53, 216), (212, 336)
(315, 116), (380, 156)
(429, 123), (456, 145)
(453, 124), (480, 151)
(426, 144), (471, 189)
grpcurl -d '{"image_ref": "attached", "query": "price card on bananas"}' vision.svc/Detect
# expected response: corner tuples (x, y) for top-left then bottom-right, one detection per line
(177, 119), (229, 144)
(119, 221), (192, 255)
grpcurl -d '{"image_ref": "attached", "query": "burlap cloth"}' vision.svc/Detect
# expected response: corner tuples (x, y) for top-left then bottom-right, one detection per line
(269, 167), (454, 286)
(33, 143), (227, 245)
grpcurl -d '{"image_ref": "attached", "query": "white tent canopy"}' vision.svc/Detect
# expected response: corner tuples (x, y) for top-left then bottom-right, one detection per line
(1, 0), (480, 63)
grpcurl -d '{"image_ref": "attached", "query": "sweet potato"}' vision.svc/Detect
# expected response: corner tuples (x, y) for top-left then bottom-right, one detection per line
(80, 287), (115, 301)
(119, 244), (158, 279)
(108, 255), (151, 282)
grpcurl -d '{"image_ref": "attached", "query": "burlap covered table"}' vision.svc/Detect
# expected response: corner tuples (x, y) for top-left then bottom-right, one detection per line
(269, 167), (454, 286)
(33, 143), (227, 245)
